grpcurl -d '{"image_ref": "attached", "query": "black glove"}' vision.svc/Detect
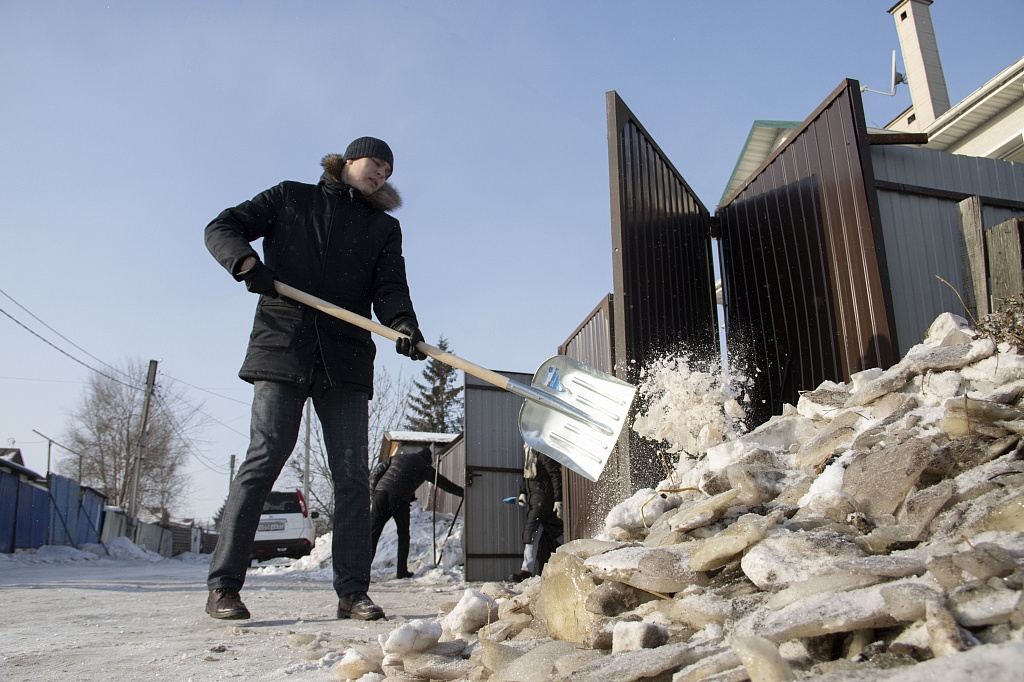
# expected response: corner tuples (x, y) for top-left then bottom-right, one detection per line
(390, 316), (426, 361)
(241, 260), (278, 298)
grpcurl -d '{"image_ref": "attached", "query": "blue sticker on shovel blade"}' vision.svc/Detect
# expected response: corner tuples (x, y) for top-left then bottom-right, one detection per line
(543, 367), (565, 392)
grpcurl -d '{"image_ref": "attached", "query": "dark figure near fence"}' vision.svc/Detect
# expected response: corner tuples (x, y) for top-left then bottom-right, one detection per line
(370, 447), (463, 578)
(507, 444), (563, 582)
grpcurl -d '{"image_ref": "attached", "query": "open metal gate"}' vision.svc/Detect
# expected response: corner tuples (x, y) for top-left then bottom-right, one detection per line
(462, 371), (531, 582)
(606, 91), (720, 490)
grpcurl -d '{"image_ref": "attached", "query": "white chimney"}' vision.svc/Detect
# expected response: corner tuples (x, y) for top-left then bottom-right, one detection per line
(889, 0), (951, 131)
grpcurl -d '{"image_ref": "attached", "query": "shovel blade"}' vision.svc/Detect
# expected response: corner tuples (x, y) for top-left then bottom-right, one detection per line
(518, 356), (636, 482)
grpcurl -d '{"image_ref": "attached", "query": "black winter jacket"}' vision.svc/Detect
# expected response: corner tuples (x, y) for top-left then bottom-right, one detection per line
(205, 155), (417, 394)
(370, 450), (464, 502)
(520, 446), (563, 505)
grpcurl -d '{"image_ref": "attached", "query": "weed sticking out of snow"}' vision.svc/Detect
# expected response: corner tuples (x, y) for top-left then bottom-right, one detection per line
(632, 353), (752, 455)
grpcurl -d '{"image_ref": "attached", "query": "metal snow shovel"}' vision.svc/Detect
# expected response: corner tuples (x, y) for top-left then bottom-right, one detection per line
(273, 282), (636, 482)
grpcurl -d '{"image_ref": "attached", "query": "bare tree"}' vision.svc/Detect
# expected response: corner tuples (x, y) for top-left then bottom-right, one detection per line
(59, 359), (203, 521)
(283, 364), (413, 528)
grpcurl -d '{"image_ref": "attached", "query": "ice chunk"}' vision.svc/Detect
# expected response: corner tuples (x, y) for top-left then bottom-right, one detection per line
(797, 382), (849, 421)
(557, 538), (624, 560)
(688, 513), (779, 572)
(584, 580), (658, 616)
(610, 621), (668, 653)
(666, 592), (732, 630)
(839, 438), (932, 518)
(330, 648), (383, 680)
(494, 640), (579, 682)
(925, 601), (967, 657)
(585, 546), (708, 594)
(668, 490), (741, 533)
(754, 582), (899, 641)
(740, 530), (865, 590)
(879, 581), (944, 621)
(729, 636), (796, 682)
(382, 620), (443, 655)
(897, 480), (954, 539)
(794, 410), (861, 469)
(940, 396), (1024, 439)
(531, 552), (601, 642)
(401, 653), (475, 681)
(553, 649), (607, 677)
(765, 571), (881, 611)
(557, 642), (692, 682)
(673, 648), (740, 682)
(440, 589), (497, 638)
(834, 554), (926, 578)
(476, 640), (522, 676)
(948, 582), (1023, 627)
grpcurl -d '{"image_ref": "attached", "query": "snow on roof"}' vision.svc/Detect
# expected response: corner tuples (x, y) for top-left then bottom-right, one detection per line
(384, 431), (460, 444)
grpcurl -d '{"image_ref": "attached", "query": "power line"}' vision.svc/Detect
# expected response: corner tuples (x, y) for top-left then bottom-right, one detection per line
(0, 283), (247, 471)
(152, 392), (231, 475)
(0, 286), (132, 380)
(161, 374), (252, 407)
(154, 380), (250, 440)
(0, 302), (136, 390)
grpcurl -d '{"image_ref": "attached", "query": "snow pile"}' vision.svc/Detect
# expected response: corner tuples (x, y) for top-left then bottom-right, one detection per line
(0, 536), (166, 564)
(341, 311), (1024, 682)
(254, 500), (463, 583)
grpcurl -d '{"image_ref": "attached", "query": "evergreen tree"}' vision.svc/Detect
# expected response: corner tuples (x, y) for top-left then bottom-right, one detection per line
(405, 336), (464, 433)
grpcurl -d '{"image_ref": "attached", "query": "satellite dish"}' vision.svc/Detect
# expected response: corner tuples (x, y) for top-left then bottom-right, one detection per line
(861, 50), (906, 97)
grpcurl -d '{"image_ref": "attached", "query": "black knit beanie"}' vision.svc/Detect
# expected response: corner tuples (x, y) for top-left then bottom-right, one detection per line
(344, 137), (394, 176)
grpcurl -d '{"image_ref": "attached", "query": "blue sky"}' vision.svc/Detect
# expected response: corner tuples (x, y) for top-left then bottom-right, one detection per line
(2, 1), (1021, 521)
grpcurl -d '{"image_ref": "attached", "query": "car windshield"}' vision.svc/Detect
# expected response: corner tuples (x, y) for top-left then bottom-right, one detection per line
(262, 492), (301, 514)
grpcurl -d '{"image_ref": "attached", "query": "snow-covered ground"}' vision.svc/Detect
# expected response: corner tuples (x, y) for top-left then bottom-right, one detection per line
(0, 506), (467, 681)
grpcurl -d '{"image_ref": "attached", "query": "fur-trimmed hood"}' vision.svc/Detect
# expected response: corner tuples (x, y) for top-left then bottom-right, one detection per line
(321, 154), (402, 213)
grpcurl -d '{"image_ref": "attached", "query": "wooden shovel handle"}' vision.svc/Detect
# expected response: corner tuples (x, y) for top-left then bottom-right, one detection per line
(274, 282), (512, 391)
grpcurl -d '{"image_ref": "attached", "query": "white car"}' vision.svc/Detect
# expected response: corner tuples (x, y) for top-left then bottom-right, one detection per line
(251, 489), (319, 561)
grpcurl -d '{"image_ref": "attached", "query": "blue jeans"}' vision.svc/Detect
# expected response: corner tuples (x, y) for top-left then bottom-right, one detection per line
(207, 380), (371, 597)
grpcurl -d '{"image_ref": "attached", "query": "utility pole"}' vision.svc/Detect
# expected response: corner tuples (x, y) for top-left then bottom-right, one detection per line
(128, 360), (158, 521)
(228, 454), (236, 490)
(303, 398), (311, 505)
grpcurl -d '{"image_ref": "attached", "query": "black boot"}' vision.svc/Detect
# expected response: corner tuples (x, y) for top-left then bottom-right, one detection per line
(205, 588), (250, 620)
(337, 592), (385, 620)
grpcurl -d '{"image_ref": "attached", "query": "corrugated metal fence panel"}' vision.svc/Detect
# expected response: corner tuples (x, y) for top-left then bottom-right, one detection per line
(416, 438), (465, 516)
(48, 474), (80, 546)
(0, 470), (19, 553)
(463, 372), (531, 582)
(101, 507), (129, 543)
(871, 145), (1024, 356)
(717, 80), (894, 426)
(76, 488), (105, 546)
(872, 146), (1024, 205)
(201, 530), (219, 554)
(607, 91), (719, 487)
(16, 482), (48, 549)
(135, 521), (172, 557)
(558, 295), (626, 540)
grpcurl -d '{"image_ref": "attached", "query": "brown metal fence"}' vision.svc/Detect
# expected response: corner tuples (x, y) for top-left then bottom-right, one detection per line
(607, 91), (719, 489)
(717, 79), (895, 425)
(557, 296), (626, 540)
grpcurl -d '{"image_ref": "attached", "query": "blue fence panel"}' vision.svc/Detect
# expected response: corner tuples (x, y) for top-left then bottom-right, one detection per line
(76, 488), (105, 545)
(48, 474), (80, 546)
(0, 470), (19, 553)
(15, 482), (48, 549)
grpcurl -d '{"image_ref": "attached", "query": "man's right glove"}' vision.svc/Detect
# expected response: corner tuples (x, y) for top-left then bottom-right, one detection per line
(390, 316), (427, 361)
(517, 494), (526, 507)
(241, 260), (278, 298)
